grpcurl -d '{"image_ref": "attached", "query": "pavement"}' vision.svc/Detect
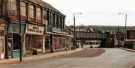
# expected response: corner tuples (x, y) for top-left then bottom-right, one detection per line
(0, 48), (83, 64)
(57, 48), (105, 58)
(121, 48), (135, 52)
(1, 48), (135, 68)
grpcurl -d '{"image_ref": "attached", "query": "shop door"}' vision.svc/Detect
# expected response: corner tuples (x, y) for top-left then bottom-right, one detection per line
(8, 33), (21, 58)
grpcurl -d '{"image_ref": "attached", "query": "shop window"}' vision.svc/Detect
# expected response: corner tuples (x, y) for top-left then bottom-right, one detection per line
(26, 35), (43, 49)
(8, 23), (25, 33)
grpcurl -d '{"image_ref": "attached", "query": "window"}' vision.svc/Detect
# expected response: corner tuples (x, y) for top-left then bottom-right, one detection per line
(36, 7), (41, 23)
(43, 10), (47, 24)
(20, 2), (27, 21)
(20, 2), (26, 16)
(28, 4), (34, 22)
(8, 0), (17, 16)
(54, 14), (57, 27)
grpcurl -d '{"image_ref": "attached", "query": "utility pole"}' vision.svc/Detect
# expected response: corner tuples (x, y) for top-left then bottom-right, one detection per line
(16, 0), (22, 62)
(4, 0), (9, 59)
(118, 12), (128, 48)
(73, 14), (76, 48)
(124, 13), (127, 42)
(73, 12), (82, 48)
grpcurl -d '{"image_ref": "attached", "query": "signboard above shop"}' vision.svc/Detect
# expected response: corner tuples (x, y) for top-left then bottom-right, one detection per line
(26, 24), (44, 35)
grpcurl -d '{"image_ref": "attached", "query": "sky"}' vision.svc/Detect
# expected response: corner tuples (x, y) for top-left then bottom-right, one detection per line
(44, 0), (135, 26)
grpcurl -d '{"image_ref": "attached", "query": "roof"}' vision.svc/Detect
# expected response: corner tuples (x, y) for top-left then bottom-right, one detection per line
(28, 0), (44, 6)
(42, 1), (65, 16)
(25, 0), (65, 16)
(65, 26), (100, 33)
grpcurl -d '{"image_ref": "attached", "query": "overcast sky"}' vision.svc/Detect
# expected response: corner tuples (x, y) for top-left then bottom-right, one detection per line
(44, 0), (135, 26)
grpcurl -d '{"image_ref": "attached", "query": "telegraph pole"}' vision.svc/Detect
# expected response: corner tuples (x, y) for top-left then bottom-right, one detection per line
(16, 0), (22, 62)
(73, 12), (82, 48)
(124, 13), (127, 41)
(4, 0), (9, 59)
(118, 12), (128, 48)
(73, 14), (76, 48)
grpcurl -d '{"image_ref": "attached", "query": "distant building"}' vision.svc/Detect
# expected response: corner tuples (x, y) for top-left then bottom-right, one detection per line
(66, 26), (102, 48)
(125, 30), (135, 49)
(66, 25), (132, 48)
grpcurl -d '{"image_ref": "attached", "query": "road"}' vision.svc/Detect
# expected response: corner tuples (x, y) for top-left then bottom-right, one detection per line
(1, 48), (135, 68)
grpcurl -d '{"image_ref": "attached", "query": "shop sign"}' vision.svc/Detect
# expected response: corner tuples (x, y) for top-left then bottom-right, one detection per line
(26, 24), (44, 35)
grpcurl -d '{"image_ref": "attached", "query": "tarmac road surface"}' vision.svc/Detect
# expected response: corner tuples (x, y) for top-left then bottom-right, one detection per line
(1, 48), (135, 68)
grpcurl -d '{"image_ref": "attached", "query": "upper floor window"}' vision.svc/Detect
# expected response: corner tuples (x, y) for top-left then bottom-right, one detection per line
(20, 2), (27, 21)
(43, 10), (47, 24)
(8, 0), (17, 16)
(20, 2), (26, 16)
(28, 4), (34, 22)
(36, 7), (41, 23)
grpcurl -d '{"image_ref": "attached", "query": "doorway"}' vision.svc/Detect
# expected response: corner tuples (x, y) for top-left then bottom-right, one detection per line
(8, 33), (21, 58)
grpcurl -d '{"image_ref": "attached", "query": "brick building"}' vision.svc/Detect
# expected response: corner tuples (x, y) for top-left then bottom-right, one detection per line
(0, 0), (70, 59)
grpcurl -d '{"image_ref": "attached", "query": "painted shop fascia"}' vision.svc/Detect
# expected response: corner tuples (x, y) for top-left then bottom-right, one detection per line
(45, 7), (72, 52)
(0, 0), (47, 59)
(0, 0), (71, 60)
(42, 0), (72, 52)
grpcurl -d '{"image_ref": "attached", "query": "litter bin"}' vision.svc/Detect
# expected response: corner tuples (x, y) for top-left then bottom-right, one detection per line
(32, 49), (37, 55)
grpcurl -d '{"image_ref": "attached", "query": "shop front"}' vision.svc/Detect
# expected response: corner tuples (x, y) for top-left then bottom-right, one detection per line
(52, 36), (65, 50)
(65, 35), (73, 50)
(7, 23), (25, 58)
(52, 33), (72, 51)
(25, 24), (45, 55)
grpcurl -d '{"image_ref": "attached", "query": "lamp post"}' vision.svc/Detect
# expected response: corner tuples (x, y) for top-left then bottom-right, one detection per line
(73, 12), (82, 48)
(124, 13), (127, 41)
(17, 0), (22, 62)
(118, 12), (128, 47)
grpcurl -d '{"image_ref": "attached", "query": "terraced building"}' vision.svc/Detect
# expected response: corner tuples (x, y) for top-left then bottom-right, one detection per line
(0, 0), (70, 60)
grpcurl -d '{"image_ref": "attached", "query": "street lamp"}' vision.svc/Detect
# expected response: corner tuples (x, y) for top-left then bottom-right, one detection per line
(17, 0), (22, 62)
(73, 12), (82, 48)
(118, 12), (128, 47)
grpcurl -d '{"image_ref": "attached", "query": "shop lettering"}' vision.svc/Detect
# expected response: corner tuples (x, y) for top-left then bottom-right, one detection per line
(26, 24), (44, 35)
(28, 28), (42, 33)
